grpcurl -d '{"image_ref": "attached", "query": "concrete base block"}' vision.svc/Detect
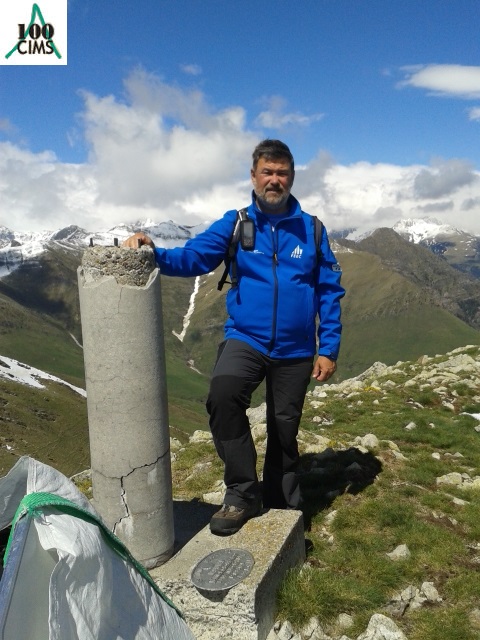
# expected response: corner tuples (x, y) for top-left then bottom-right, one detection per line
(150, 509), (305, 640)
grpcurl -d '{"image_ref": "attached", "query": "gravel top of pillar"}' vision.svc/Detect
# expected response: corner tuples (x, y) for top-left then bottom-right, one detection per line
(81, 246), (156, 286)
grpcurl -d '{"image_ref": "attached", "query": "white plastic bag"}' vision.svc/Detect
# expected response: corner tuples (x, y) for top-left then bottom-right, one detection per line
(0, 457), (194, 640)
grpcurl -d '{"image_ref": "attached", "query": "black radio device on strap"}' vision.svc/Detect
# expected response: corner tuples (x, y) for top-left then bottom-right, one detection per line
(217, 209), (324, 291)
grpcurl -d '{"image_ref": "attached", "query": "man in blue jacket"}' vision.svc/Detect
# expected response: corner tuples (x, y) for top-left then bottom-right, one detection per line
(124, 139), (344, 536)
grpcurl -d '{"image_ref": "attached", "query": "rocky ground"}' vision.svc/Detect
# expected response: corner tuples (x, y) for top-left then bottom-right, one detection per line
(170, 345), (480, 640)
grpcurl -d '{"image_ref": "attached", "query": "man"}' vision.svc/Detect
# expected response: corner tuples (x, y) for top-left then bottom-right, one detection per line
(123, 139), (344, 536)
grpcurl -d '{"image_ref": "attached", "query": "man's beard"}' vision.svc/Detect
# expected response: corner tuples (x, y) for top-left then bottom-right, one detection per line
(255, 187), (290, 212)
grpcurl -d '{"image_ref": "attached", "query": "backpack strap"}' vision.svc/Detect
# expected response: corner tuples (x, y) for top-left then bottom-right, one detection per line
(217, 208), (249, 291)
(312, 215), (324, 265)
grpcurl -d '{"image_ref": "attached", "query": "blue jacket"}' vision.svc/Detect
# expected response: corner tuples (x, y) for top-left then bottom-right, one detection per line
(154, 194), (344, 360)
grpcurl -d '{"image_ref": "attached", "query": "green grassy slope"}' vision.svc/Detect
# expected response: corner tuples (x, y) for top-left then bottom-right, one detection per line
(0, 377), (89, 477)
(337, 250), (480, 378)
(0, 245), (82, 333)
(182, 271), (227, 373)
(352, 229), (480, 329)
(0, 292), (85, 386)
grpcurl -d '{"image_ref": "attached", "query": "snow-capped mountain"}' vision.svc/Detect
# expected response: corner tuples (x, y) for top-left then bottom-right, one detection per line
(347, 217), (469, 243)
(392, 217), (462, 243)
(1, 216), (479, 280)
(342, 217), (480, 280)
(0, 220), (208, 279)
(392, 217), (479, 274)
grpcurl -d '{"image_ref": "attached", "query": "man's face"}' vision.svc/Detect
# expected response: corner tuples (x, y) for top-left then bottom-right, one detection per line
(251, 156), (295, 213)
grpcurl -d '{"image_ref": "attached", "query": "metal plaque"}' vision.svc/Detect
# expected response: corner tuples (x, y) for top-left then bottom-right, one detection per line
(191, 548), (255, 591)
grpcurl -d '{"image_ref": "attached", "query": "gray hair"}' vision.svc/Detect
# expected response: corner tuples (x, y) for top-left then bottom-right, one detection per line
(252, 139), (294, 171)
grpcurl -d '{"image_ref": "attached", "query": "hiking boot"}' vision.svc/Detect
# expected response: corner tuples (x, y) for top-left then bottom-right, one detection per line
(210, 501), (261, 536)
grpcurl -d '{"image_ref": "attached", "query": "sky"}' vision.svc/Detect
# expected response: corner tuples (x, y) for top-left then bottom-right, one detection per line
(1, 0), (480, 236)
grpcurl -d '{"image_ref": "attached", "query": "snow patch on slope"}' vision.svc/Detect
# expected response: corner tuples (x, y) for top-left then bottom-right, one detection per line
(0, 355), (86, 396)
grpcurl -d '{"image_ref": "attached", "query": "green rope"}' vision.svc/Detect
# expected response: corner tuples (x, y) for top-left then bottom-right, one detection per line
(3, 491), (182, 617)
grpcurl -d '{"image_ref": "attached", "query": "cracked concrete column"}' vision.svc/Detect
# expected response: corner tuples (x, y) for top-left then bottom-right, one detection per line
(77, 245), (174, 568)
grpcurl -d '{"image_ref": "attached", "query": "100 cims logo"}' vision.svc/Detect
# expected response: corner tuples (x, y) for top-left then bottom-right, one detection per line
(2, 2), (66, 65)
(16, 22), (59, 57)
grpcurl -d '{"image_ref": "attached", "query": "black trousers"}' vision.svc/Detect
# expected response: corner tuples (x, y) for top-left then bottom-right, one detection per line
(206, 339), (313, 510)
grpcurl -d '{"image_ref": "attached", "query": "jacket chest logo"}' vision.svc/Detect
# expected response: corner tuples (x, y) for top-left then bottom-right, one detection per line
(291, 245), (303, 259)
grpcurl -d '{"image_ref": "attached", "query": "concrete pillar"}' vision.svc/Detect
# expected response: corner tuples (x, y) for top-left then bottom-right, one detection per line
(77, 245), (174, 568)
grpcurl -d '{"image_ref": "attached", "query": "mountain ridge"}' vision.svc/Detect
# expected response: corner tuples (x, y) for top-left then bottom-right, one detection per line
(1, 215), (479, 278)
(341, 228), (480, 330)
(0, 215), (479, 437)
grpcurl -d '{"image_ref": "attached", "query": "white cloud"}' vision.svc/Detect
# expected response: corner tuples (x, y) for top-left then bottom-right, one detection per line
(415, 200), (454, 213)
(468, 106), (480, 121)
(77, 67), (257, 222)
(318, 161), (416, 235)
(413, 159), (477, 199)
(255, 95), (324, 129)
(0, 118), (14, 133)
(315, 160), (480, 237)
(180, 63), (202, 76)
(399, 64), (480, 99)
(461, 196), (480, 211)
(1, 69), (480, 237)
(0, 141), (101, 231)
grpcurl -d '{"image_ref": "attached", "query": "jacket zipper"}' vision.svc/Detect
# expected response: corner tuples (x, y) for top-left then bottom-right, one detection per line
(258, 211), (302, 355)
(268, 223), (279, 355)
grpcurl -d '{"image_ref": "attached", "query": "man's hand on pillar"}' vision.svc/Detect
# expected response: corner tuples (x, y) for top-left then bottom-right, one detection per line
(122, 232), (155, 249)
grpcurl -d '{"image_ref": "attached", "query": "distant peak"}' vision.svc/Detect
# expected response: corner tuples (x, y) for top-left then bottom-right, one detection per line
(393, 217), (460, 243)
